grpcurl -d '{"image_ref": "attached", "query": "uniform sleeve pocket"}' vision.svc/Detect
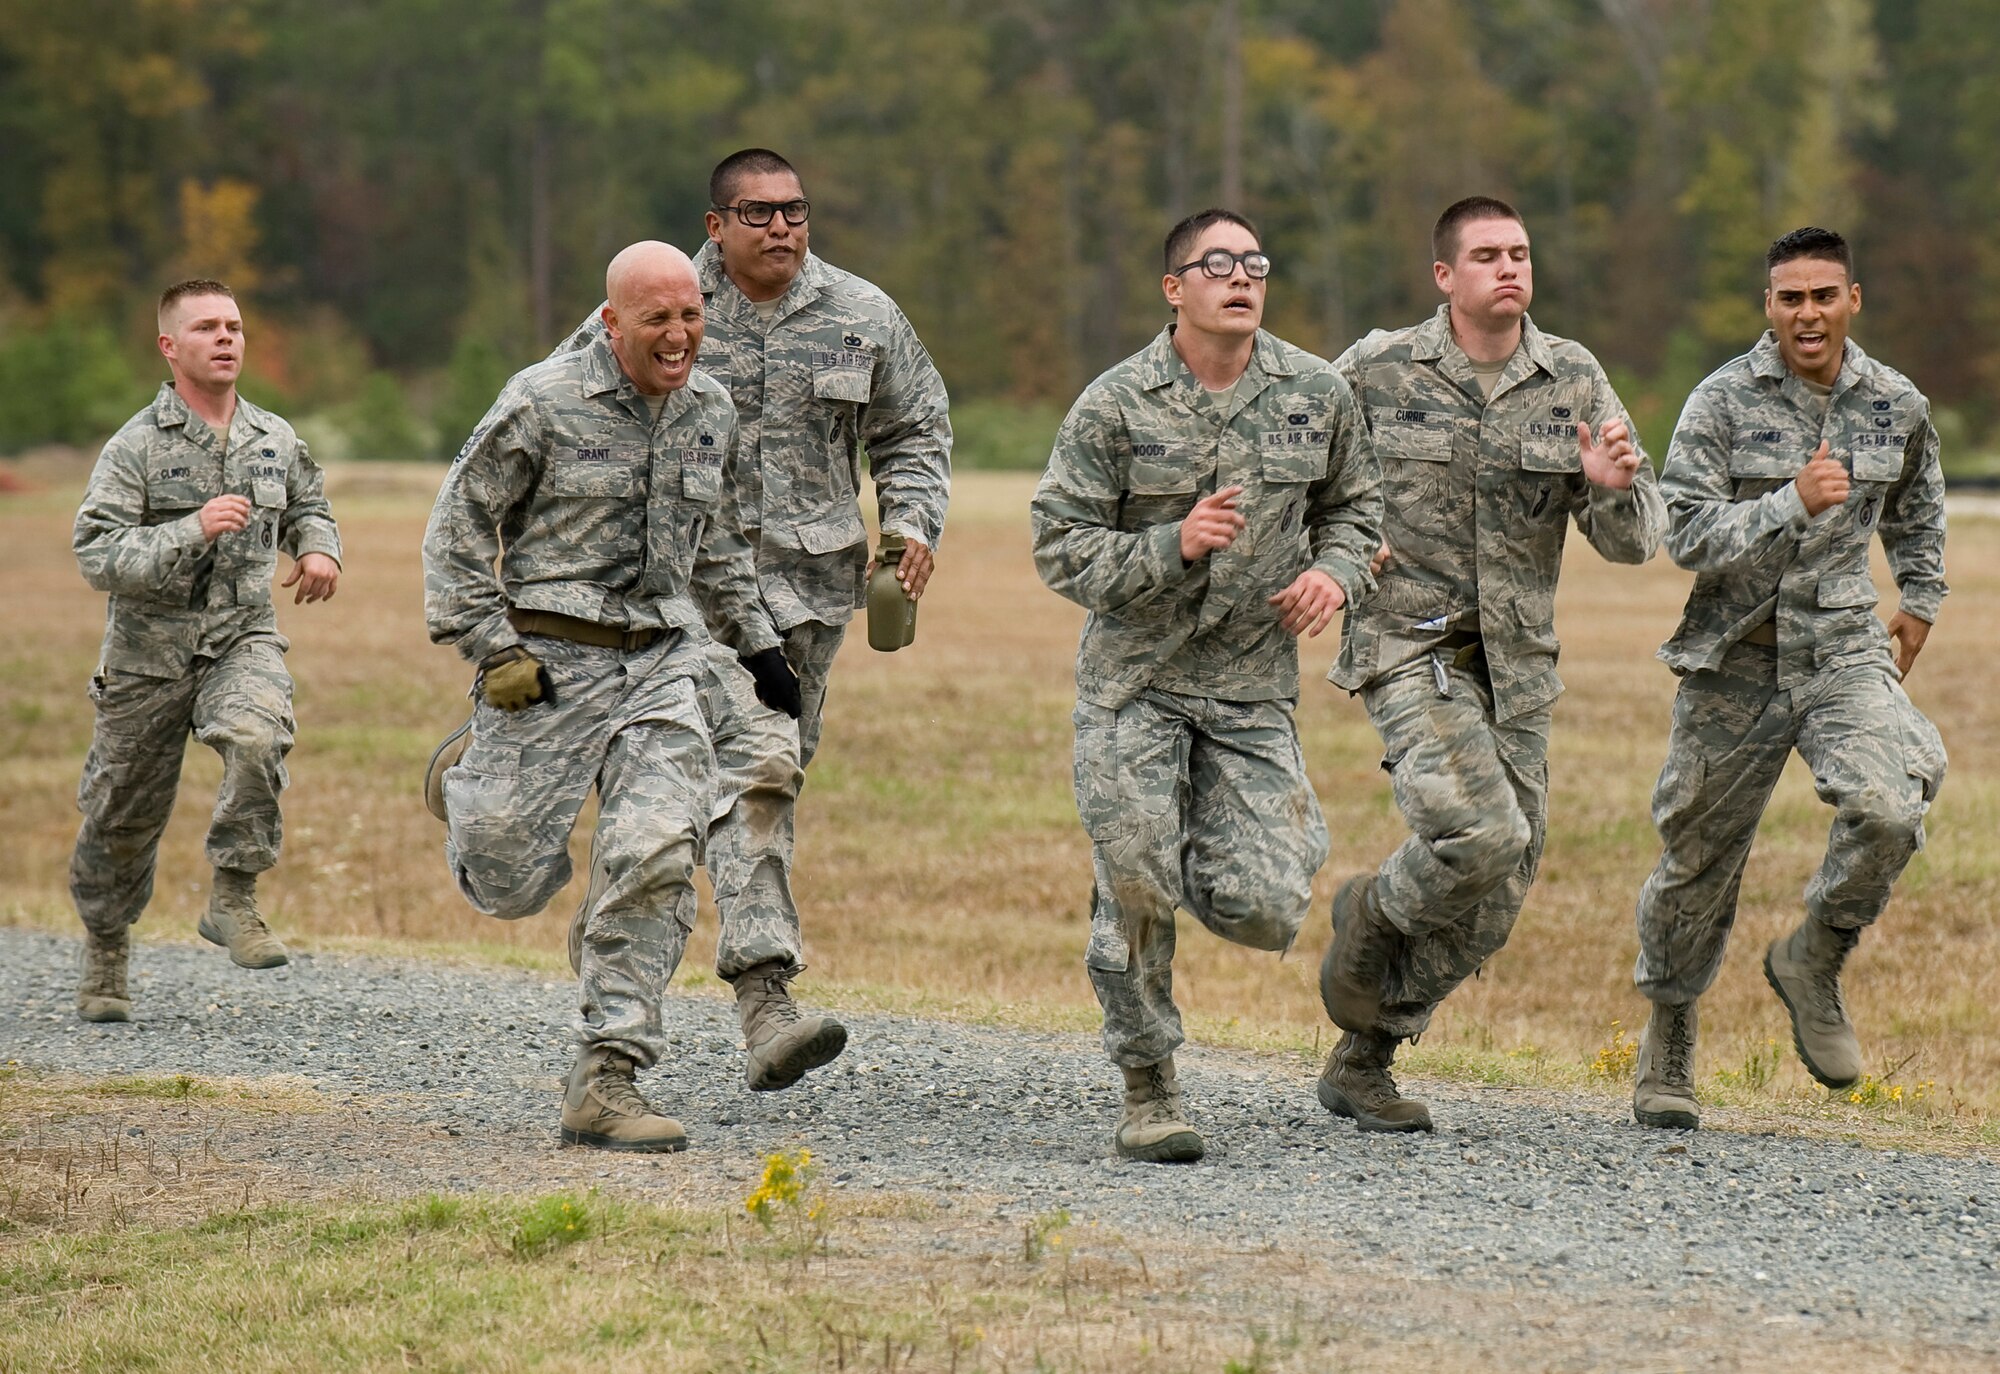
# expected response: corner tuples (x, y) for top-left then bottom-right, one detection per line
(1816, 573), (1877, 608)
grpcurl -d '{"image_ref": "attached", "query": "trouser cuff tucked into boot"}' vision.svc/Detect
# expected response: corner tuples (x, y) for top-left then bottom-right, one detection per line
(1317, 1030), (1433, 1133)
(198, 868), (289, 970)
(734, 960), (847, 1092)
(1115, 1056), (1205, 1163)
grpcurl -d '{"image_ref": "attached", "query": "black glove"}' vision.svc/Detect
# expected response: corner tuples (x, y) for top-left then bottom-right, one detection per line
(739, 647), (802, 719)
(477, 644), (554, 711)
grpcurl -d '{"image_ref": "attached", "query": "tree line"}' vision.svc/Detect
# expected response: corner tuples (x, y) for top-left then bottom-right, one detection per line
(2, 0), (1994, 465)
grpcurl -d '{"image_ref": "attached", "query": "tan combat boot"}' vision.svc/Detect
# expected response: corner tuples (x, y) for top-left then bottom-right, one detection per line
(197, 868), (289, 969)
(559, 1045), (688, 1152)
(734, 962), (848, 1092)
(1764, 919), (1864, 1088)
(423, 717), (472, 823)
(1115, 1057), (1205, 1163)
(76, 928), (132, 1023)
(1632, 1000), (1700, 1130)
(1317, 1030), (1434, 1133)
(1319, 875), (1403, 1033)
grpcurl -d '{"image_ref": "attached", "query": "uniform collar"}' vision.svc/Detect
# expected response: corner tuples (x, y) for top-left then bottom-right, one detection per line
(695, 239), (826, 324)
(1750, 329), (1868, 394)
(580, 331), (698, 424)
(1411, 303), (1556, 374)
(150, 382), (270, 444)
(1136, 324), (1295, 393)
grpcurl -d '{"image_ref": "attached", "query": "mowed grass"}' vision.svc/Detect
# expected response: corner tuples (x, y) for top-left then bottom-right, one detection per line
(3, 456), (1997, 1129)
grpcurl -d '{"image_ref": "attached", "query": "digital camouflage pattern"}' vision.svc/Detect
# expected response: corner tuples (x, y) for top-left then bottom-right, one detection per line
(426, 334), (784, 1065)
(1329, 306), (1665, 721)
(1326, 307), (1661, 1037)
(1033, 326), (1374, 1066)
(1360, 659), (1550, 1041)
(1031, 325), (1383, 710)
(423, 330), (778, 666)
(69, 386), (339, 935)
(694, 639), (805, 980)
(1635, 334), (1948, 1004)
(553, 240), (952, 634)
(70, 636), (294, 937)
(1634, 643), (1944, 1002)
(74, 384), (342, 677)
(1654, 332), (1947, 683)
(775, 618), (845, 768)
(442, 632), (714, 1067)
(1074, 691), (1329, 1067)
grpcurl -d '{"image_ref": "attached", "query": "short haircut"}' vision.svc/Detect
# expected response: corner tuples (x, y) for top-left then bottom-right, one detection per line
(158, 278), (235, 329)
(1432, 196), (1524, 265)
(1164, 208), (1260, 275)
(710, 148), (800, 207)
(1767, 226), (1852, 279)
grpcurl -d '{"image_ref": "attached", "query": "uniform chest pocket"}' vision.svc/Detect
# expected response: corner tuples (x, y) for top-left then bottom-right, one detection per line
(1259, 429), (1329, 484)
(543, 447), (644, 499)
(147, 479), (209, 515)
(1726, 442), (1803, 481)
(1850, 445), (1905, 483)
(1518, 428), (1580, 474)
(812, 366), (872, 405)
(1120, 450), (1202, 530)
(1373, 417), (1452, 464)
(251, 476), (287, 508)
(679, 448), (722, 503)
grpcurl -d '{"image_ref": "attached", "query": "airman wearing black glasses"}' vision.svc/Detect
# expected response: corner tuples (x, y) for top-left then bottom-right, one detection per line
(1313, 196), (1665, 1135)
(1031, 209), (1382, 1161)
(544, 148), (952, 1094)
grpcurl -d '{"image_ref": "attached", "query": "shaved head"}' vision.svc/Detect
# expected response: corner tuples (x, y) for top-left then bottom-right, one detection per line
(606, 241), (697, 312)
(601, 241), (705, 394)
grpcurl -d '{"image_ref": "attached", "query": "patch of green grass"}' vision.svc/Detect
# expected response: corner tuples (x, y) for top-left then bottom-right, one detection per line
(507, 1190), (596, 1256)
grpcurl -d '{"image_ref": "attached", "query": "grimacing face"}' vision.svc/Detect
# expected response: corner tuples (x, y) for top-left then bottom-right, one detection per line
(604, 270), (705, 394)
(159, 294), (244, 390)
(705, 168), (809, 301)
(1765, 256), (1859, 385)
(1162, 222), (1265, 341)
(1436, 215), (1532, 328)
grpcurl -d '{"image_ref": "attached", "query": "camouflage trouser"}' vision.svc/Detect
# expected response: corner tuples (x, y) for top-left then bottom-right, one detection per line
(1633, 644), (1946, 1004)
(1073, 690), (1329, 1067)
(442, 631), (714, 1068)
(781, 618), (846, 768)
(70, 633), (294, 937)
(694, 640), (805, 980)
(1360, 658), (1551, 1042)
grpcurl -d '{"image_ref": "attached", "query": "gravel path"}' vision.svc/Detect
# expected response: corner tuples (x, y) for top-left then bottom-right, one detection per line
(4, 927), (1996, 1361)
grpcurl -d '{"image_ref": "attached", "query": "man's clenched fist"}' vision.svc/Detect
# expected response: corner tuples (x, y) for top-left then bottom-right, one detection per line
(1796, 440), (1850, 517)
(1180, 485), (1247, 562)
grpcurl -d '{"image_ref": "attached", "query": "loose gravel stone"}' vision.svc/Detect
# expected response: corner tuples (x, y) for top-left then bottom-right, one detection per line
(3, 928), (1995, 1356)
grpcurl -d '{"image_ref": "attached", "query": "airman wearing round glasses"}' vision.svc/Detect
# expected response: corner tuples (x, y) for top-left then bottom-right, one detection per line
(1032, 209), (1383, 1161)
(531, 149), (952, 1095)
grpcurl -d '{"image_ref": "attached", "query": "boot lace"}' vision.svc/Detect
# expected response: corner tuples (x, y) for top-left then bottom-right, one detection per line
(1342, 1039), (1403, 1111)
(744, 975), (803, 1034)
(590, 1059), (655, 1118)
(1127, 1068), (1185, 1127)
(1811, 929), (1858, 1026)
(1658, 1007), (1695, 1088)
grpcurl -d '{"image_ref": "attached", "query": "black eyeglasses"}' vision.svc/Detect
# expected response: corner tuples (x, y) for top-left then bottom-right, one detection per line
(1172, 248), (1271, 280)
(712, 199), (811, 227)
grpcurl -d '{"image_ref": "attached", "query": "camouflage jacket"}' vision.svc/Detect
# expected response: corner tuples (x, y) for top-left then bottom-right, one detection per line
(553, 241), (951, 631)
(73, 384), (342, 678)
(1030, 326), (1382, 710)
(423, 332), (778, 664)
(1329, 306), (1665, 722)
(1658, 332), (1946, 686)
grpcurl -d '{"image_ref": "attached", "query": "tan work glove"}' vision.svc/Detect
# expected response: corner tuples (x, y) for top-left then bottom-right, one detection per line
(478, 645), (553, 711)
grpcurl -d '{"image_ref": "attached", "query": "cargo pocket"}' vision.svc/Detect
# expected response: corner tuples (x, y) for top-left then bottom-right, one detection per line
(1898, 701), (1947, 849)
(1084, 891), (1129, 974)
(1071, 701), (1124, 843)
(1650, 746), (1710, 872)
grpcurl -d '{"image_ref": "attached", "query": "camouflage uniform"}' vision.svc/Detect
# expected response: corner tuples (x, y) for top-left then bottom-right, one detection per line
(552, 241), (950, 979)
(1031, 326), (1382, 1067)
(1634, 334), (1947, 1002)
(554, 239), (952, 764)
(424, 333), (778, 1067)
(1331, 306), (1666, 1041)
(69, 384), (342, 936)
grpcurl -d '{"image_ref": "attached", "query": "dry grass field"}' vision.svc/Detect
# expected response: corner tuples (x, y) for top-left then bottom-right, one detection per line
(4, 455), (1996, 1130)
